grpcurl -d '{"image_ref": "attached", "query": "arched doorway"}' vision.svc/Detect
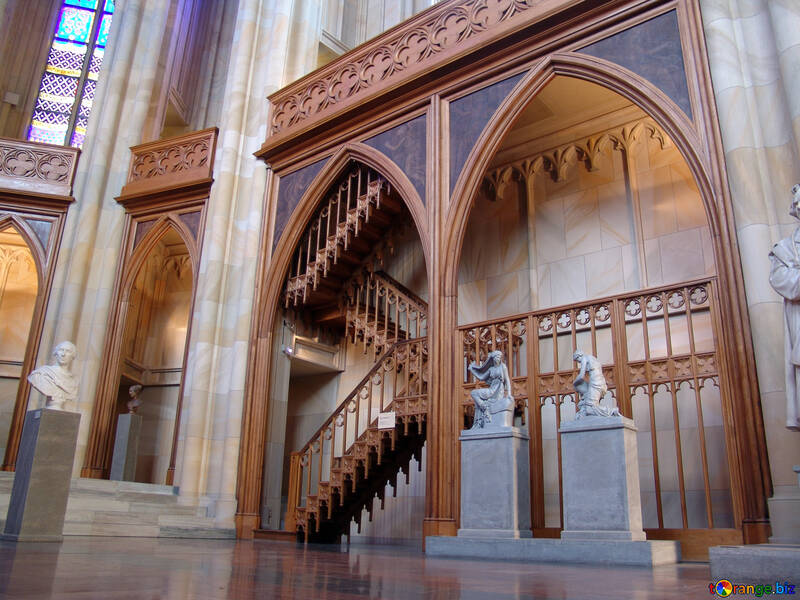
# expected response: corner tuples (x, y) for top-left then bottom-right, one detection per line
(246, 149), (431, 542)
(445, 62), (761, 556)
(0, 223), (39, 459)
(114, 225), (193, 484)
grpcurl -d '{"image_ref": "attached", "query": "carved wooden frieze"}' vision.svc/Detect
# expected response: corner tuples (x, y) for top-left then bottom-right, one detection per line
(0, 137), (79, 198)
(120, 127), (218, 198)
(484, 117), (670, 193)
(265, 0), (581, 144)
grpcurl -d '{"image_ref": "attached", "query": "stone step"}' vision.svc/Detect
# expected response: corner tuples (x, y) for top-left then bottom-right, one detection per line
(0, 472), (230, 539)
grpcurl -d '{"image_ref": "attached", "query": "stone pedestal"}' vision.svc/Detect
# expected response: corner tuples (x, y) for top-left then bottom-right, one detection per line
(428, 414), (679, 566)
(559, 415), (645, 541)
(709, 466), (800, 581)
(110, 413), (141, 481)
(2, 408), (80, 542)
(458, 427), (531, 539)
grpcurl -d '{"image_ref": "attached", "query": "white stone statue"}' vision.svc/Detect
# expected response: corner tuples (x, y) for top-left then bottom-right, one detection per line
(768, 183), (800, 431)
(572, 349), (620, 419)
(27, 341), (79, 411)
(468, 350), (514, 429)
(127, 384), (143, 414)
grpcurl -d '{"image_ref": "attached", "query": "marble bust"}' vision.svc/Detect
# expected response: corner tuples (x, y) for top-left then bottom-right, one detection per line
(127, 384), (143, 414)
(27, 341), (79, 411)
(572, 349), (619, 418)
(467, 350), (514, 429)
(768, 183), (800, 430)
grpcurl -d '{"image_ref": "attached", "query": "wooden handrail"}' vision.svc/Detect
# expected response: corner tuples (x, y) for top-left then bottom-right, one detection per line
(285, 336), (427, 534)
(456, 275), (717, 331)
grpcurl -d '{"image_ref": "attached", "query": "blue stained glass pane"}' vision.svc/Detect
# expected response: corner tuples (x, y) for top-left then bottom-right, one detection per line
(46, 40), (87, 78)
(55, 7), (95, 43)
(104, 0), (115, 13)
(65, 0), (99, 8)
(96, 14), (112, 47)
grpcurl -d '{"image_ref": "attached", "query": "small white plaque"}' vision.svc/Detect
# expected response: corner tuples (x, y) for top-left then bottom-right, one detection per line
(377, 411), (396, 430)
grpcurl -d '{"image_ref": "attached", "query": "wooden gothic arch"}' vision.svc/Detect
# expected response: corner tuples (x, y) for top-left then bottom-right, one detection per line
(237, 143), (430, 535)
(441, 51), (769, 543)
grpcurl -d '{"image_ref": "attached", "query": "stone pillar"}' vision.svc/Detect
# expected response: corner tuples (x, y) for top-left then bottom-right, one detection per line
(178, 0), (295, 534)
(559, 416), (645, 541)
(37, 0), (173, 477)
(2, 409), (80, 541)
(109, 413), (142, 481)
(700, 0), (800, 496)
(458, 427), (531, 539)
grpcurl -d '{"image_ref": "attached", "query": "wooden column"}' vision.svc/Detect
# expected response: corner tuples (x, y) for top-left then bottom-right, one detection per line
(423, 94), (458, 541)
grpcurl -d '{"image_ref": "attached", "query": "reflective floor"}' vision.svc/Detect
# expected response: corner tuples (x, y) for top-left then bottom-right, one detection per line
(0, 537), (714, 599)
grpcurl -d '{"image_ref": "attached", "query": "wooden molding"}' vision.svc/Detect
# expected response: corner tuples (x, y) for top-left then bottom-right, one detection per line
(81, 128), (216, 480)
(263, 0), (584, 148)
(0, 137), (79, 198)
(119, 127), (217, 200)
(0, 141), (74, 471)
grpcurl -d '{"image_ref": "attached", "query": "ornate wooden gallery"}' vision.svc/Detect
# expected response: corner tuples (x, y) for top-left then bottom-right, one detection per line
(236, 0), (771, 558)
(0, 138), (78, 471)
(81, 128), (217, 484)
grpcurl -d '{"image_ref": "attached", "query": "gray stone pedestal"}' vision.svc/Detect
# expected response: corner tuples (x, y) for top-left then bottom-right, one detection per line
(427, 415), (679, 566)
(559, 415), (645, 541)
(2, 408), (80, 542)
(110, 413), (141, 481)
(458, 427), (531, 539)
(708, 466), (800, 581)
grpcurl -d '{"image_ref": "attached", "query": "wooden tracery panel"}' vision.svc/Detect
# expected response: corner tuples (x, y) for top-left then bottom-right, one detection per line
(459, 277), (739, 557)
(0, 137), (78, 470)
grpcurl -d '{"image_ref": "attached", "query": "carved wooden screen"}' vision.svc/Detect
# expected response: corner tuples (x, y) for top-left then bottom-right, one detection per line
(459, 277), (735, 554)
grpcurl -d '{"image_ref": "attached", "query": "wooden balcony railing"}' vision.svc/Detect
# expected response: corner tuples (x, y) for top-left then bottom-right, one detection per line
(459, 277), (734, 545)
(345, 270), (427, 357)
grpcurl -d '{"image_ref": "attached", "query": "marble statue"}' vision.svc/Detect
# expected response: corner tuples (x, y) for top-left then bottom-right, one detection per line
(468, 350), (514, 429)
(572, 349), (620, 419)
(768, 183), (800, 430)
(127, 384), (143, 414)
(27, 341), (79, 411)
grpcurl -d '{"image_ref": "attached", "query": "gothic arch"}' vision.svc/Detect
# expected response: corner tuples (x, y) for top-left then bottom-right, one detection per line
(444, 52), (718, 294)
(260, 142), (430, 336)
(441, 52), (768, 536)
(0, 214), (46, 291)
(119, 215), (198, 302)
(238, 142), (430, 532)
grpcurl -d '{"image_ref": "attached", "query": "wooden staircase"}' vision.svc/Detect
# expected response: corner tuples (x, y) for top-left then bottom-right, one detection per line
(285, 337), (428, 543)
(265, 161), (430, 543)
(284, 163), (407, 314)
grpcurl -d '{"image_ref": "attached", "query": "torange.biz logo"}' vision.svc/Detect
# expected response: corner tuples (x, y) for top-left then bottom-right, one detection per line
(710, 580), (796, 597)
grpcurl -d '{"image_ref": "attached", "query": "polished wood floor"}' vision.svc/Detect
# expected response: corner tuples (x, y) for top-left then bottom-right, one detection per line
(0, 537), (713, 599)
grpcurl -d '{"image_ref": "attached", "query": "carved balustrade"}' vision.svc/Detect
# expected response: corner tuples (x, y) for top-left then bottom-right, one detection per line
(459, 277), (729, 534)
(284, 164), (391, 307)
(286, 337), (427, 534)
(345, 270), (428, 356)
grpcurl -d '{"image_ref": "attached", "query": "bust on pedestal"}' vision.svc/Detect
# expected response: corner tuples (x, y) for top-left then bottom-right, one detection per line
(3, 342), (81, 542)
(110, 385), (143, 481)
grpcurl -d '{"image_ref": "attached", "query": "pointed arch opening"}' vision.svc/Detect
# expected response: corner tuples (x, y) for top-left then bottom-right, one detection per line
(0, 222), (41, 459)
(253, 151), (430, 542)
(108, 222), (195, 485)
(445, 57), (747, 556)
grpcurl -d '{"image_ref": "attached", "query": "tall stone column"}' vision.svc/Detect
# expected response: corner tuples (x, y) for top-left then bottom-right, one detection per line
(700, 0), (800, 493)
(174, 0), (297, 532)
(36, 0), (173, 476)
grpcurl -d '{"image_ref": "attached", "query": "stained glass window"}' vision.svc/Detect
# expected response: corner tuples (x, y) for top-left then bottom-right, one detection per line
(27, 0), (115, 148)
